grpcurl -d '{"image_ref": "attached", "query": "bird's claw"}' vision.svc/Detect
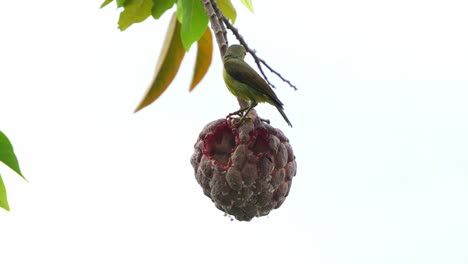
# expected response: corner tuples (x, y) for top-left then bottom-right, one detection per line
(228, 114), (251, 127)
(226, 109), (245, 119)
(235, 118), (250, 127)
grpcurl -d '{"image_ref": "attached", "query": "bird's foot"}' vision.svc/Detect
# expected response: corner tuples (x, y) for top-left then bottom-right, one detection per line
(230, 115), (252, 127)
(226, 109), (245, 119)
(226, 105), (250, 119)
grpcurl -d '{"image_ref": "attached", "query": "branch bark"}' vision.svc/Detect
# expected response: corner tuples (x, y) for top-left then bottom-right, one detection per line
(200, 0), (250, 110)
(200, 0), (227, 57)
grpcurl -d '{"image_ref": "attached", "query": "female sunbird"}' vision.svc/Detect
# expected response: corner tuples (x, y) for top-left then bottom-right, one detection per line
(222, 44), (293, 127)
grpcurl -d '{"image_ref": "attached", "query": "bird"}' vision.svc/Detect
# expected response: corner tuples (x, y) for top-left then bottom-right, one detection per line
(222, 44), (292, 127)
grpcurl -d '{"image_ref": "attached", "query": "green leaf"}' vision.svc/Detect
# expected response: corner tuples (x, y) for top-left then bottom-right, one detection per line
(100, 0), (126, 8)
(190, 27), (213, 91)
(0, 176), (9, 211)
(117, 0), (127, 7)
(240, 0), (253, 12)
(0, 131), (25, 212)
(176, 0), (183, 22)
(118, 0), (153, 31)
(179, 0), (209, 50)
(100, 0), (114, 8)
(134, 13), (186, 112)
(0, 131), (25, 180)
(152, 0), (176, 19)
(217, 0), (236, 23)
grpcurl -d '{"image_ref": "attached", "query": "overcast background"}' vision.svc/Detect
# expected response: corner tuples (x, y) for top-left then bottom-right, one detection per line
(1, 0), (467, 263)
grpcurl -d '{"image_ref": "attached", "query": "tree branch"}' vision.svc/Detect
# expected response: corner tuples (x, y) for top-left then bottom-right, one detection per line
(200, 0), (249, 110)
(210, 0), (227, 43)
(222, 17), (298, 91)
(200, 0), (227, 57)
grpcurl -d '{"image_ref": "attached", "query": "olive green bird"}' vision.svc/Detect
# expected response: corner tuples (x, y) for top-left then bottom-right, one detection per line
(222, 44), (293, 127)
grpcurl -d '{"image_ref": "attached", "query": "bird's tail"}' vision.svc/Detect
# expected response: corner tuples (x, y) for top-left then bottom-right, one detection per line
(276, 105), (293, 127)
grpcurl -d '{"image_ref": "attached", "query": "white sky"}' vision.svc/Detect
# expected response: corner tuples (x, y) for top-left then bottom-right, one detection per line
(1, 0), (467, 263)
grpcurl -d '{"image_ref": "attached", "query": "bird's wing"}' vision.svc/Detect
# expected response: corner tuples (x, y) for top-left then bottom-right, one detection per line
(224, 59), (283, 106)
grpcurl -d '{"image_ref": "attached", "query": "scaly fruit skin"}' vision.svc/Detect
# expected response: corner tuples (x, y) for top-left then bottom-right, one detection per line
(190, 118), (297, 221)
